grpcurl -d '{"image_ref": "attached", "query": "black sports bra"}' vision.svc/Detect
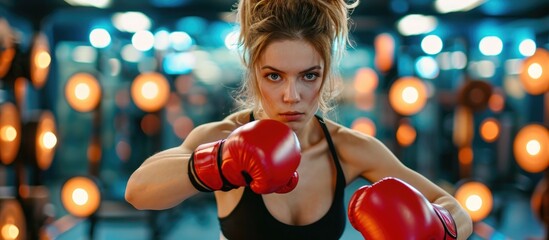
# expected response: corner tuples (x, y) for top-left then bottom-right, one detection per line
(218, 114), (346, 240)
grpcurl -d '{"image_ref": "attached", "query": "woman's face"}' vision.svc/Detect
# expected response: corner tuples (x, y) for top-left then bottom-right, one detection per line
(255, 39), (324, 131)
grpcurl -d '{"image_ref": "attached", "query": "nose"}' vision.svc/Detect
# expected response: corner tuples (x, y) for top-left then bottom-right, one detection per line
(283, 79), (300, 103)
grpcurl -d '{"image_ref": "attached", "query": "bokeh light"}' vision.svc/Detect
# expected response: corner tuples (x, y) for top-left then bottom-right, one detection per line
(65, 72), (102, 112)
(519, 39), (536, 57)
(479, 36), (503, 56)
(353, 67), (378, 94)
(388, 77), (428, 116)
(415, 56), (439, 79)
(397, 14), (437, 36)
(87, 137), (102, 165)
(132, 30), (155, 51)
(170, 31), (193, 51)
(35, 111), (58, 170)
(0, 199), (26, 240)
(173, 116), (194, 139)
(224, 29), (240, 50)
(116, 139), (132, 162)
(374, 33), (395, 72)
(61, 176), (101, 218)
(458, 147), (474, 165)
(141, 113), (161, 136)
(0, 102), (21, 165)
(421, 34), (443, 55)
(89, 28), (111, 48)
(458, 80), (492, 112)
(0, 47), (15, 78)
(519, 48), (549, 95)
(112, 11), (151, 33)
(453, 106), (474, 147)
(531, 177), (547, 222)
(396, 120), (416, 147)
(513, 124), (549, 173)
(455, 181), (493, 222)
(30, 33), (51, 89)
(488, 89), (505, 113)
(351, 117), (376, 136)
(479, 118), (500, 143)
(131, 72), (170, 112)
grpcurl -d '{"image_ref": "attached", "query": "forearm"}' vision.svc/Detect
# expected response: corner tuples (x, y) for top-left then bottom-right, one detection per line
(434, 195), (473, 240)
(125, 148), (198, 210)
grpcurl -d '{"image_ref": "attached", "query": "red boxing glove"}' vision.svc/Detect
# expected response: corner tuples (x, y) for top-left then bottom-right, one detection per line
(188, 119), (301, 194)
(348, 177), (457, 240)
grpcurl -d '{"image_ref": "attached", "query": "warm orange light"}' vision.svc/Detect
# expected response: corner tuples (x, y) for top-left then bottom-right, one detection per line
(458, 80), (493, 112)
(131, 72), (170, 112)
(351, 117), (376, 136)
(87, 138), (102, 164)
(38, 112), (57, 170)
(0, 18), (15, 79)
(61, 176), (101, 218)
(531, 177), (547, 222)
(116, 140), (131, 162)
(353, 68), (378, 111)
(353, 67), (378, 94)
(173, 116), (194, 139)
(458, 147), (474, 165)
(455, 181), (493, 222)
(396, 120), (416, 147)
(30, 33), (50, 89)
(14, 78), (28, 109)
(513, 124), (549, 173)
(65, 73), (102, 112)
(452, 106), (474, 147)
(35, 51), (51, 69)
(519, 48), (549, 95)
(374, 33), (395, 72)
(354, 93), (375, 111)
(0, 47), (15, 78)
(174, 74), (194, 94)
(389, 77), (428, 116)
(0, 199), (26, 240)
(0, 103), (21, 165)
(479, 118), (500, 143)
(488, 90), (505, 113)
(141, 113), (161, 136)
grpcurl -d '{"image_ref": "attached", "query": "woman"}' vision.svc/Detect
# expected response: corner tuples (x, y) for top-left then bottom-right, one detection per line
(125, 0), (473, 239)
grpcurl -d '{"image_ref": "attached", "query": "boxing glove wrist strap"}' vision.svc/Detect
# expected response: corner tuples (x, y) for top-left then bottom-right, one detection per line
(432, 204), (458, 240)
(187, 140), (237, 192)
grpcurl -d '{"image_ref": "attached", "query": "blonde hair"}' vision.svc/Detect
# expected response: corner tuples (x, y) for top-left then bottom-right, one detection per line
(233, 0), (358, 116)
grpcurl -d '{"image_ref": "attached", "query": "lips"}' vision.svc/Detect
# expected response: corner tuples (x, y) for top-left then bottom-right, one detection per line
(279, 112), (304, 121)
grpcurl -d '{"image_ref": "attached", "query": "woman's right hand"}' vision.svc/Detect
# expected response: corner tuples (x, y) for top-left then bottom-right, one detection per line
(188, 119), (301, 194)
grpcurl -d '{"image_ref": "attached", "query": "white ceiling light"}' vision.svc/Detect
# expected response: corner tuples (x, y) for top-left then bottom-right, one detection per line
(435, 0), (486, 14)
(397, 14), (438, 36)
(65, 0), (110, 8)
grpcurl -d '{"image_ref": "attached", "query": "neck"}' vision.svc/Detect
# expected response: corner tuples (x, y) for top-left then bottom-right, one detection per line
(294, 115), (322, 151)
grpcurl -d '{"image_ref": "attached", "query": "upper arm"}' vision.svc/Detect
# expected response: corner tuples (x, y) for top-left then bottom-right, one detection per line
(335, 125), (472, 238)
(125, 114), (243, 209)
(180, 111), (248, 151)
(337, 127), (450, 201)
(139, 122), (231, 167)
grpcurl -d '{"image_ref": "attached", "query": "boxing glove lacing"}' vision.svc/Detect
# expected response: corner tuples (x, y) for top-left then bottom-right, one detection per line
(188, 140), (238, 192)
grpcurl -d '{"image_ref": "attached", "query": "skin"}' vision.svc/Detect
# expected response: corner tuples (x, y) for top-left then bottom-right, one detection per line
(125, 39), (473, 239)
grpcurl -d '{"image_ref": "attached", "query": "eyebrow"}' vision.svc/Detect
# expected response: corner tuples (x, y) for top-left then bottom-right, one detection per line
(260, 65), (322, 74)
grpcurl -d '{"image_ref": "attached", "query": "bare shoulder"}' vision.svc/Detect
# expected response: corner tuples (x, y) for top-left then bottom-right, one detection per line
(322, 118), (394, 180)
(181, 110), (250, 150)
(322, 117), (379, 148)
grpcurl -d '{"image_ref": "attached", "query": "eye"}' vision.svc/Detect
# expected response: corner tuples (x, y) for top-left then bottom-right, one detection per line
(303, 72), (319, 81)
(266, 73), (281, 81)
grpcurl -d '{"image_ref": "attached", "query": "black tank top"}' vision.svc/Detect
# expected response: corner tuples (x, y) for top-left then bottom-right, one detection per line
(218, 114), (347, 240)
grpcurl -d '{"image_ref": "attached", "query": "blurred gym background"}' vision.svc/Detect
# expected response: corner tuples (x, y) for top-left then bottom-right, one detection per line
(0, 0), (548, 239)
